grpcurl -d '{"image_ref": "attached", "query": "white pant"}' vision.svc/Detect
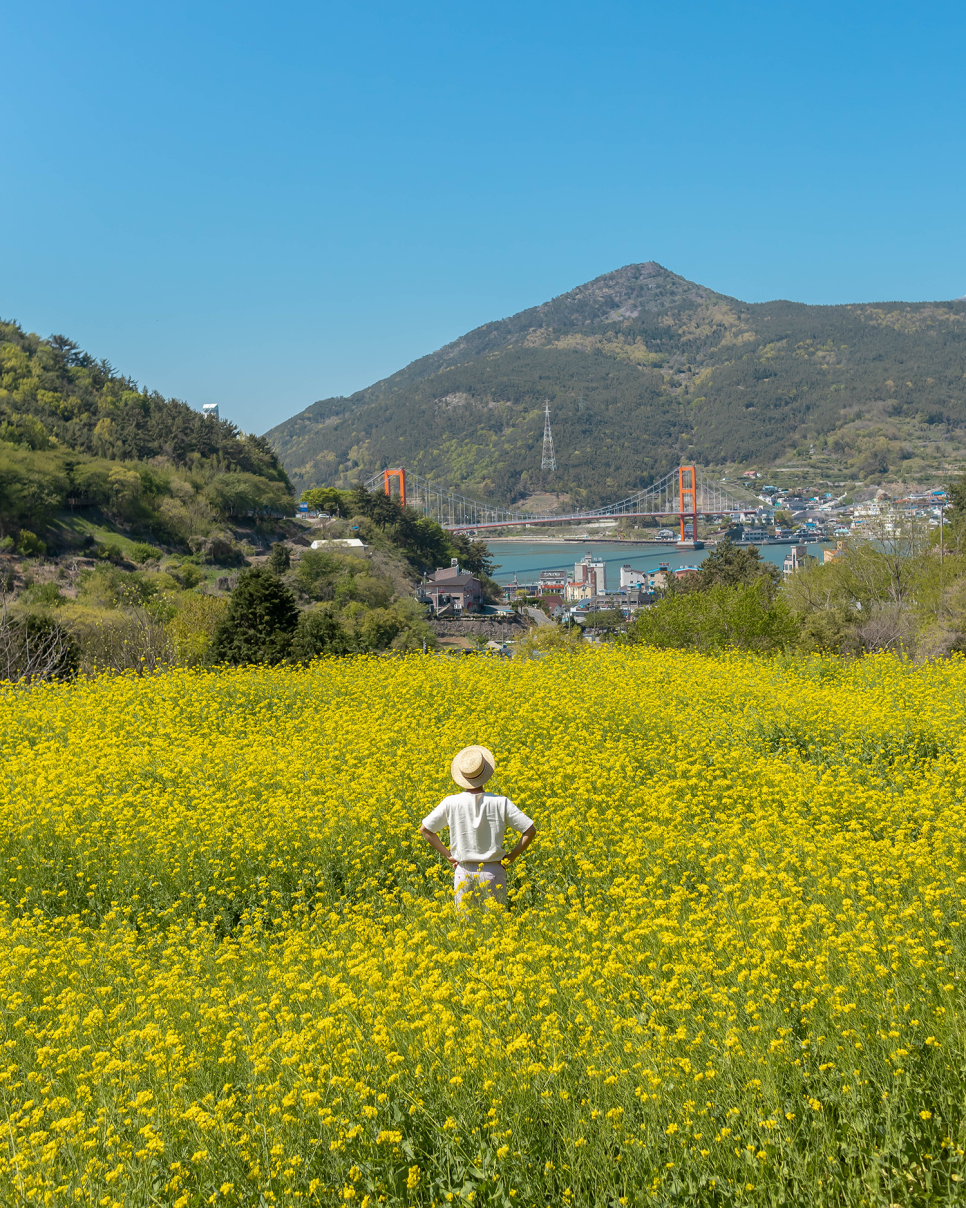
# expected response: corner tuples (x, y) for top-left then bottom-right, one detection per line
(454, 861), (507, 908)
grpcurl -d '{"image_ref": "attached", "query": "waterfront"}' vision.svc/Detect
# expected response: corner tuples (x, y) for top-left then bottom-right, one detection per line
(486, 538), (832, 587)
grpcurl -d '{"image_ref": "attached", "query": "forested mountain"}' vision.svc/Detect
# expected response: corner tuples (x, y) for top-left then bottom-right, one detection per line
(266, 263), (966, 507)
(0, 321), (293, 540)
(0, 322), (288, 480)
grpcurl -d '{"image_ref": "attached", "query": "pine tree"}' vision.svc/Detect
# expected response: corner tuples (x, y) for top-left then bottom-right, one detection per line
(268, 543), (291, 575)
(210, 568), (299, 665)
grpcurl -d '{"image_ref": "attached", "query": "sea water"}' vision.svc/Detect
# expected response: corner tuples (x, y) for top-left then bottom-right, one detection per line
(485, 538), (831, 587)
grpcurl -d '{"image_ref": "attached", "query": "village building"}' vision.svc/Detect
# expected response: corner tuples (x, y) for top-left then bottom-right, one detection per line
(565, 579), (595, 603)
(574, 553), (607, 593)
(783, 545), (813, 577)
(419, 562), (483, 615)
(619, 564), (648, 589)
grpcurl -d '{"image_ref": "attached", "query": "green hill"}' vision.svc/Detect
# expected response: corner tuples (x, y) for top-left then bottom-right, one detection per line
(0, 320), (293, 543)
(265, 263), (966, 507)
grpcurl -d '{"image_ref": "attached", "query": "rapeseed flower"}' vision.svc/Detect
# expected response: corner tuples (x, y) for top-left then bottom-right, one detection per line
(0, 649), (961, 1204)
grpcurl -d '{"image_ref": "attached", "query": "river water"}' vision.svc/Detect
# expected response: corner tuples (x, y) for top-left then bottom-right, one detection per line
(485, 538), (832, 590)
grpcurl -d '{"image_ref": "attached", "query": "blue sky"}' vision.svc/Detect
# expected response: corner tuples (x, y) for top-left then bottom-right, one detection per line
(3, 0), (965, 434)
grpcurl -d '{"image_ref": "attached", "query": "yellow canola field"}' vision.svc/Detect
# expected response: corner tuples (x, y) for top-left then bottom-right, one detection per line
(0, 648), (964, 1207)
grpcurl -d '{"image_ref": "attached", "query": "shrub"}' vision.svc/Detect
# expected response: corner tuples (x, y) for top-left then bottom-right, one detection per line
(0, 614), (78, 682)
(73, 610), (173, 676)
(167, 563), (206, 590)
(76, 565), (161, 610)
(20, 581), (65, 608)
(167, 594), (231, 666)
(16, 530), (46, 557)
(189, 532), (246, 566)
(129, 543), (161, 564)
(93, 541), (126, 565)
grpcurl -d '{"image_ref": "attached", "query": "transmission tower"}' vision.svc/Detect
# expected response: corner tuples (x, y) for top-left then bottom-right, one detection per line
(541, 400), (556, 472)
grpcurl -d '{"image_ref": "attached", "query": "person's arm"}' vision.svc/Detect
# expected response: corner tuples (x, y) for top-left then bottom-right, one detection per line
(419, 824), (458, 868)
(502, 824), (536, 866)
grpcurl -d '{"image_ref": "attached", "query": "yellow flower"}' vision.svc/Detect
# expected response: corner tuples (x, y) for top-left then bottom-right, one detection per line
(0, 649), (958, 1200)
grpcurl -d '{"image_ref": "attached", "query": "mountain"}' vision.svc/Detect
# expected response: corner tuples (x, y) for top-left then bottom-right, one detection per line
(266, 263), (966, 507)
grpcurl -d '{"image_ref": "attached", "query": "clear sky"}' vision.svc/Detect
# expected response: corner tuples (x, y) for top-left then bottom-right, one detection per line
(3, 0), (965, 435)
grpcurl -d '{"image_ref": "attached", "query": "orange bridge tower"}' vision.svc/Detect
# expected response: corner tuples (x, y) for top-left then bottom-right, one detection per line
(678, 464), (697, 542)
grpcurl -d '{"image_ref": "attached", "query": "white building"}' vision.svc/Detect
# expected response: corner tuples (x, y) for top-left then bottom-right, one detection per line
(619, 564), (647, 589)
(202, 403), (220, 420)
(783, 545), (812, 578)
(310, 538), (368, 552)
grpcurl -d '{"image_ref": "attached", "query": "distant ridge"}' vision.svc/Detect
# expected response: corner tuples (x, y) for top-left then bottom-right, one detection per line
(266, 264), (966, 506)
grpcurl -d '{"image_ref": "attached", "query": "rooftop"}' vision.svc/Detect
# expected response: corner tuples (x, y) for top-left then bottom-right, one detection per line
(426, 571), (480, 587)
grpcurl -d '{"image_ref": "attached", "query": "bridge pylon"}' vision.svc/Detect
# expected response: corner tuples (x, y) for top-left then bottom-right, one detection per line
(678, 464), (697, 542)
(383, 467), (406, 507)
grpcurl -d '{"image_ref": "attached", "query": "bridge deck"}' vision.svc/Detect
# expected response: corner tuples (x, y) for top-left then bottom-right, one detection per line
(446, 510), (728, 531)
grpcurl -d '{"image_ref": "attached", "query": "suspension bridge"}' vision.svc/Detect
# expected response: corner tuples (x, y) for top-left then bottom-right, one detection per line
(365, 465), (759, 540)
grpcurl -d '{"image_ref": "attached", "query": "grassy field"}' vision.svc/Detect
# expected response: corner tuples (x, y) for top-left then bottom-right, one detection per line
(0, 649), (964, 1206)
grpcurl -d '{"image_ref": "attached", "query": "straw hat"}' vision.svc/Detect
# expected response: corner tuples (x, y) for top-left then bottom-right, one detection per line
(451, 745), (495, 789)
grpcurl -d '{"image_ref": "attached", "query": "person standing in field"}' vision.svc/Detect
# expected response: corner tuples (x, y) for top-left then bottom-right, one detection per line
(419, 745), (537, 907)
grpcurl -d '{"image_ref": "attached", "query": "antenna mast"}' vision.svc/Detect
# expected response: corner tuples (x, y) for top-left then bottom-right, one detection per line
(541, 400), (556, 472)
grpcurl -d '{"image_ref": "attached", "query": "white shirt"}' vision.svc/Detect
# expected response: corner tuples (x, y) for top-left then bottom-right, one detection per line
(422, 792), (534, 864)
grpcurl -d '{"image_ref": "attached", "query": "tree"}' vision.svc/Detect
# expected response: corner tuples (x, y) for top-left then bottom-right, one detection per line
(448, 532), (497, 578)
(589, 608), (624, 636)
(783, 518), (936, 655)
(846, 512), (931, 608)
(944, 474), (966, 554)
(626, 581), (799, 653)
(515, 624), (584, 659)
(355, 607), (406, 651)
(299, 487), (348, 517)
(205, 472), (292, 519)
(679, 538), (780, 595)
(209, 567), (299, 665)
(291, 609), (355, 660)
(268, 543), (291, 575)
(167, 594), (230, 666)
(774, 509), (793, 528)
(350, 484), (400, 527)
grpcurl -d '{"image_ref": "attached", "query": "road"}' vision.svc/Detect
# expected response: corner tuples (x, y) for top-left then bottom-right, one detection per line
(523, 606), (552, 627)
